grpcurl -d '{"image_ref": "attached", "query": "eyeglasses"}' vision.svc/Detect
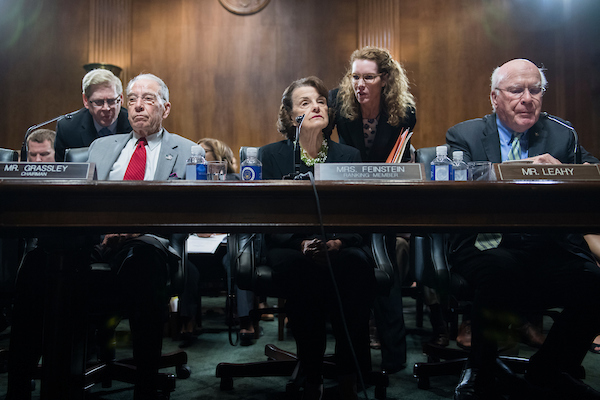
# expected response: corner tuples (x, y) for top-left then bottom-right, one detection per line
(89, 96), (121, 108)
(495, 86), (546, 98)
(127, 94), (160, 106)
(351, 73), (382, 83)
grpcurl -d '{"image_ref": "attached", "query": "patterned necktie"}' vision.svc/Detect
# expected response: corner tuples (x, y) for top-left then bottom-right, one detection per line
(98, 127), (111, 137)
(123, 137), (147, 180)
(474, 133), (523, 251)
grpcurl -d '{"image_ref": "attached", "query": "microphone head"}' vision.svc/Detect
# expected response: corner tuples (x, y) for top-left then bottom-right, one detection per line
(295, 114), (305, 124)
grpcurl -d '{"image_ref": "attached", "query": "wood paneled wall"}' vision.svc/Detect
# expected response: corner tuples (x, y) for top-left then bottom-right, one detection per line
(1, 0), (599, 160)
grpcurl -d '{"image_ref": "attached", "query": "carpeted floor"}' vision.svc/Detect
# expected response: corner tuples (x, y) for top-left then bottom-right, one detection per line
(1, 295), (599, 399)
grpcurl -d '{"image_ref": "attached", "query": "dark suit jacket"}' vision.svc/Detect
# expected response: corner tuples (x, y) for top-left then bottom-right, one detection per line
(446, 112), (598, 261)
(328, 88), (417, 163)
(259, 137), (361, 180)
(54, 107), (132, 161)
(446, 113), (598, 164)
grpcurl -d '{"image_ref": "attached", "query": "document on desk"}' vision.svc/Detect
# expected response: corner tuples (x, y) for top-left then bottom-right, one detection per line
(187, 234), (227, 254)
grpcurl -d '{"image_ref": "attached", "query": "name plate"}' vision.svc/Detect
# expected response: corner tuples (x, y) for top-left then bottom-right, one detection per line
(0, 162), (97, 180)
(315, 163), (424, 181)
(495, 163), (600, 181)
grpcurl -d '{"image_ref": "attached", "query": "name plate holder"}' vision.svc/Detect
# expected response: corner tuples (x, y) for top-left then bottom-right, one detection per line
(315, 163), (424, 181)
(495, 162), (600, 181)
(0, 162), (97, 180)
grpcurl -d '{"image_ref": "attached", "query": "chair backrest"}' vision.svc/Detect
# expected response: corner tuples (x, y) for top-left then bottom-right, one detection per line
(64, 147), (89, 163)
(239, 146), (262, 164)
(0, 148), (19, 162)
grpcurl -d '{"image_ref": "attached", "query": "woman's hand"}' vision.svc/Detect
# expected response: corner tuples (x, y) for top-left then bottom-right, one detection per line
(301, 238), (343, 265)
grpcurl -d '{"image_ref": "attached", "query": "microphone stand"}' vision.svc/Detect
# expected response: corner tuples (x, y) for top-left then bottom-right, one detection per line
(283, 114), (306, 180)
(20, 111), (78, 161)
(543, 112), (581, 164)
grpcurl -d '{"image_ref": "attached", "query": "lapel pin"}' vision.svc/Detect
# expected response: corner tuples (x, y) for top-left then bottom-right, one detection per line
(165, 154), (173, 161)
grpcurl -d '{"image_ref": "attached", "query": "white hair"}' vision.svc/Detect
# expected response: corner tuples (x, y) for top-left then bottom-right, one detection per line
(126, 73), (169, 104)
(490, 60), (548, 111)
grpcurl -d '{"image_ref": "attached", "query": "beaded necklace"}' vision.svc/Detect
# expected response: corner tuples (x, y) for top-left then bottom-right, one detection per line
(300, 137), (328, 166)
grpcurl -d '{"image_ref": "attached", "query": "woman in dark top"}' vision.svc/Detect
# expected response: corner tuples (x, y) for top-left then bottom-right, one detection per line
(260, 76), (376, 400)
(329, 46), (416, 163)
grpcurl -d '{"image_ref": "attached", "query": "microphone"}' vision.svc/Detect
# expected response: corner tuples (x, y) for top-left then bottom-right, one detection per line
(20, 110), (78, 161)
(283, 114), (305, 180)
(542, 112), (581, 164)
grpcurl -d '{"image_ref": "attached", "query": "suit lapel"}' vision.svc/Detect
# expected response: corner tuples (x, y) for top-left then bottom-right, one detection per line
(527, 120), (546, 157)
(273, 140), (294, 176)
(155, 130), (178, 180)
(81, 110), (99, 146)
(481, 115), (502, 163)
(99, 134), (131, 180)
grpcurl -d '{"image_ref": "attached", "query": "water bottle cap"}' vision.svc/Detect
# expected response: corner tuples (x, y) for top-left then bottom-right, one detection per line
(191, 145), (205, 157)
(436, 146), (447, 156)
(453, 151), (463, 161)
(246, 147), (258, 158)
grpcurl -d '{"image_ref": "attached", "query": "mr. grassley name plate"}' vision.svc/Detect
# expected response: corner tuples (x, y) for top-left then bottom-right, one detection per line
(315, 163), (424, 181)
(0, 162), (97, 180)
(495, 163), (600, 181)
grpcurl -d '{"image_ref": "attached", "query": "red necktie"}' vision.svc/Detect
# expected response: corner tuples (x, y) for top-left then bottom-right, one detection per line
(123, 137), (147, 180)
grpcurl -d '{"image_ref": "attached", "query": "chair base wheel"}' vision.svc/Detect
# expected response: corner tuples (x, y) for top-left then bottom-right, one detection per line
(220, 376), (234, 391)
(176, 364), (191, 379)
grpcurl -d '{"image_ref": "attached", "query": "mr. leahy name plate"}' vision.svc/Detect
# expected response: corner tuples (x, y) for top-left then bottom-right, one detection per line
(495, 163), (600, 181)
(315, 163), (424, 181)
(0, 162), (97, 180)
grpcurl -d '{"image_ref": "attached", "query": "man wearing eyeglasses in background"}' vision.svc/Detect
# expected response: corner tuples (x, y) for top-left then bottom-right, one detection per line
(54, 68), (132, 161)
(447, 59), (600, 400)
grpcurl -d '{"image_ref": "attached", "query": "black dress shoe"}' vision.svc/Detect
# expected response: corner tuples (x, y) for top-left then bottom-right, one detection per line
(454, 366), (504, 400)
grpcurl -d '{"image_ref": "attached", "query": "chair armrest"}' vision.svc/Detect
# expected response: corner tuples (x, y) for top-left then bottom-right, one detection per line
(371, 233), (394, 296)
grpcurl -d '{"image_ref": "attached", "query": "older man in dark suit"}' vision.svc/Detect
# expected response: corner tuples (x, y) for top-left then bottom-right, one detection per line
(54, 68), (132, 161)
(448, 59), (600, 400)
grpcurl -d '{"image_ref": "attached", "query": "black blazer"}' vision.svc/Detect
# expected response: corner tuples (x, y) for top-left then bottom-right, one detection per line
(446, 112), (598, 261)
(259, 137), (361, 180)
(54, 107), (132, 161)
(328, 88), (417, 163)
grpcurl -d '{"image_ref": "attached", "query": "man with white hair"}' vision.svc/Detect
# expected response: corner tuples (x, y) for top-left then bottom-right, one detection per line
(447, 59), (600, 400)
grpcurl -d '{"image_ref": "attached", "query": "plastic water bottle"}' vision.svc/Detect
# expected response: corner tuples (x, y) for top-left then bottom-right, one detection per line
(186, 145), (207, 180)
(451, 151), (469, 181)
(241, 147), (262, 181)
(430, 145), (452, 181)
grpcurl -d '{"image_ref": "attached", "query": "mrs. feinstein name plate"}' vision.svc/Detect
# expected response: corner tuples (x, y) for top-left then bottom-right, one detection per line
(315, 163), (424, 181)
(495, 163), (600, 181)
(0, 162), (96, 180)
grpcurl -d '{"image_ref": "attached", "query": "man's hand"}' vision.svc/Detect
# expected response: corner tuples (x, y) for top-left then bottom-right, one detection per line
(524, 153), (562, 164)
(301, 238), (343, 265)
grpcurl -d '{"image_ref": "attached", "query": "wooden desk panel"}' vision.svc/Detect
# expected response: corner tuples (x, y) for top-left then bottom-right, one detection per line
(1, 180), (600, 234)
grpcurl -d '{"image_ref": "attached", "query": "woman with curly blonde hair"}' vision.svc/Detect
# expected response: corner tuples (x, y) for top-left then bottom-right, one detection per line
(329, 46), (417, 162)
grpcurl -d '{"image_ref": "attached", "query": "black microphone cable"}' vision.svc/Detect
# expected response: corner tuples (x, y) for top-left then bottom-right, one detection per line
(305, 171), (370, 400)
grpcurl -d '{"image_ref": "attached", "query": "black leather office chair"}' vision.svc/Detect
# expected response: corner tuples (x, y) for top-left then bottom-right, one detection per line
(410, 146), (545, 391)
(0, 148), (19, 162)
(216, 232), (393, 399)
(60, 147), (191, 397)
(64, 147), (89, 163)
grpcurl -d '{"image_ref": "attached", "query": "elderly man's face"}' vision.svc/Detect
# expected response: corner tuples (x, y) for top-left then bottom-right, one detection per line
(491, 59), (543, 133)
(126, 78), (171, 137)
(28, 140), (55, 162)
(83, 84), (121, 128)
